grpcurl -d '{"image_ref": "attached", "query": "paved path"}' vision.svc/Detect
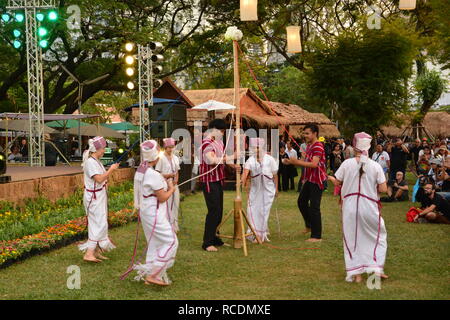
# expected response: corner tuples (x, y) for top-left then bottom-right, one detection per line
(5, 165), (83, 182)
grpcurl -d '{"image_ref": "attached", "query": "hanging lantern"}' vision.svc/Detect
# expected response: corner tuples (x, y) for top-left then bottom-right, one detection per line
(240, 0), (258, 21)
(399, 0), (416, 10)
(286, 26), (302, 53)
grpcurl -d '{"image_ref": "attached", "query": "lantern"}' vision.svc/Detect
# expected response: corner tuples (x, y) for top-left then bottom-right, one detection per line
(240, 0), (258, 21)
(399, 0), (416, 10)
(286, 26), (302, 53)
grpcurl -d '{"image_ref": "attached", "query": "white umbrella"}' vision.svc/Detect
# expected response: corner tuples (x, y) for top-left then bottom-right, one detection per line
(0, 119), (57, 134)
(192, 100), (236, 111)
(66, 124), (125, 139)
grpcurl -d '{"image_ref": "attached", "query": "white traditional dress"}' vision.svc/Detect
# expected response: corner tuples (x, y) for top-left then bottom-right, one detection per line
(244, 154), (278, 242)
(78, 156), (116, 252)
(133, 165), (178, 284)
(155, 153), (181, 232)
(334, 158), (387, 282)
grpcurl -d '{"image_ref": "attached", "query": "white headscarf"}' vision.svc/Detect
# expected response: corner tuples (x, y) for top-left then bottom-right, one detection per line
(353, 132), (372, 164)
(81, 136), (107, 167)
(134, 140), (160, 209)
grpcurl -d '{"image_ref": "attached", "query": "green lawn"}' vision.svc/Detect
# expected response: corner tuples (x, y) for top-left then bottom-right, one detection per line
(0, 179), (449, 300)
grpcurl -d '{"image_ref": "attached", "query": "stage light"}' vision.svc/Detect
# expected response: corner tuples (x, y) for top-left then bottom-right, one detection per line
(125, 43), (134, 52)
(0, 154), (3, 160)
(39, 39), (49, 48)
(1, 14), (11, 22)
(38, 26), (48, 37)
(286, 26), (302, 53)
(151, 54), (164, 62)
(127, 81), (135, 90)
(126, 67), (134, 76)
(118, 148), (124, 154)
(15, 13), (24, 23)
(149, 42), (163, 52)
(153, 65), (163, 74)
(13, 40), (21, 49)
(48, 10), (58, 21)
(13, 29), (21, 37)
(153, 79), (163, 88)
(125, 55), (134, 65)
(36, 13), (45, 22)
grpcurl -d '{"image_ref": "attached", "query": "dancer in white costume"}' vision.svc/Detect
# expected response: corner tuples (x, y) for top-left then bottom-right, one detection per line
(328, 132), (389, 283)
(133, 140), (177, 286)
(155, 138), (181, 233)
(242, 138), (278, 243)
(78, 136), (119, 263)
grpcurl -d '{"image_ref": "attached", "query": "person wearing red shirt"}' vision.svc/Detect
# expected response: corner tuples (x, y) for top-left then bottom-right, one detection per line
(283, 124), (327, 242)
(199, 119), (239, 252)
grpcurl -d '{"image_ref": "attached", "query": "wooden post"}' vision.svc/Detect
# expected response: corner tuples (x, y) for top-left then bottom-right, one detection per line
(233, 40), (244, 249)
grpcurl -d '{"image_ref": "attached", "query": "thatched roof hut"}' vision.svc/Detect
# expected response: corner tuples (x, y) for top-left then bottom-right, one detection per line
(380, 111), (450, 138)
(183, 88), (340, 138)
(184, 88), (289, 127)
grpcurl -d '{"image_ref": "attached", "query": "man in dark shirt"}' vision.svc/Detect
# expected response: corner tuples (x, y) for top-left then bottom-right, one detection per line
(417, 182), (450, 224)
(409, 139), (422, 172)
(386, 138), (409, 180)
(44, 134), (57, 166)
(382, 171), (409, 202)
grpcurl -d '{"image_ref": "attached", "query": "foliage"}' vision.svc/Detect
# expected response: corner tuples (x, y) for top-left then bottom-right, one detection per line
(0, 181), (133, 241)
(306, 22), (417, 136)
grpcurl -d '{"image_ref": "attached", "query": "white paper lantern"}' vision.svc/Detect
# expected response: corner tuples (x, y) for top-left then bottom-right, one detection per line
(399, 0), (416, 10)
(286, 26), (302, 53)
(240, 0), (258, 21)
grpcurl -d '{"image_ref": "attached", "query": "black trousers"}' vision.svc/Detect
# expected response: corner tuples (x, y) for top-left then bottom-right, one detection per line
(278, 173), (289, 191)
(297, 181), (323, 239)
(289, 177), (295, 190)
(202, 181), (224, 249)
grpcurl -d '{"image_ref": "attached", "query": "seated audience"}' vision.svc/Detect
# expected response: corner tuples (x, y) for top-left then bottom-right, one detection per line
(415, 182), (450, 224)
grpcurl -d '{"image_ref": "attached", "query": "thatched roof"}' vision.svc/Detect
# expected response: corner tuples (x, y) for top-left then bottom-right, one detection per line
(289, 124), (341, 138)
(267, 102), (335, 125)
(184, 88), (289, 127)
(381, 111), (450, 138)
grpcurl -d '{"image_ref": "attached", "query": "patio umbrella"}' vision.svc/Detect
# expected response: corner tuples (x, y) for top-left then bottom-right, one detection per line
(191, 100), (236, 111)
(0, 119), (57, 134)
(46, 119), (90, 129)
(66, 124), (125, 139)
(102, 122), (139, 132)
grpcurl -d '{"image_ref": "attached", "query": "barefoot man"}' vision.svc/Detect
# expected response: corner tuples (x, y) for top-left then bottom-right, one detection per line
(328, 132), (389, 283)
(199, 119), (239, 252)
(282, 124), (327, 242)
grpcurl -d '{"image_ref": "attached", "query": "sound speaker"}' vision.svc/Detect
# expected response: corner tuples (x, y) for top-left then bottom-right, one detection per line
(151, 103), (186, 121)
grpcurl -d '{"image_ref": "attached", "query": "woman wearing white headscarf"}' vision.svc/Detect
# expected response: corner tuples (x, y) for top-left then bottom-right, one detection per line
(329, 132), (389, 283)
(155, 138), (180, 233)
(133, 140), (177, 286)
(242, 138), (278, 243)
(78, 136), (119, 262)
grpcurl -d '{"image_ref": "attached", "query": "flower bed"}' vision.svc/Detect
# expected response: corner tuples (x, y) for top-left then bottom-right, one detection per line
(0, 206), (137, 268)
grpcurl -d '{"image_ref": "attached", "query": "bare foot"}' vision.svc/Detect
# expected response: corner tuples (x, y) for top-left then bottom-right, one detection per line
(305, 238), (322, 243)
(301, 228), (311, 234)
(144, 276), (170, 286)
(376, 273), (389, 280)
(95, 253), (109, 260)
(83, 256), (101, 263)
(354, 274), (363, 283)
(222, 243), (231, 247)
(205, 245), (218, 252)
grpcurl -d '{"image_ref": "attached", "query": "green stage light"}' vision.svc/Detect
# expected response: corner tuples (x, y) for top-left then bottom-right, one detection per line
(13, 40), (21, 49)
(1, 14), (10, 22)
(13, 29), (21, 37)
(38, 27), (48, 37)
(36, 13), (45, 22)
(48, 10), (58, 21)
(15, 13), (24, 23)
(39, 39), (48, 48)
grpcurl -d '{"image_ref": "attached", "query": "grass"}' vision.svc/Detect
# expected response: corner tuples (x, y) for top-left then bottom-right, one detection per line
(0, 176), (449, 300)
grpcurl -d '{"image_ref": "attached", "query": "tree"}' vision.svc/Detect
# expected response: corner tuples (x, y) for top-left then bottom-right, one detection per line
(306, 22), (417, 136)
(0, 0), (227, 114)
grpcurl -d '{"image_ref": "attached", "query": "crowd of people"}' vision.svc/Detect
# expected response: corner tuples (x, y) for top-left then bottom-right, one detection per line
(278, 133), (450, 225)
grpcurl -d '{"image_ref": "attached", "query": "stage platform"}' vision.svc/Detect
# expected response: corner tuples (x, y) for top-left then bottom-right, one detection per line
(5, 165), (83, 182)
(0, 165), (135, 205)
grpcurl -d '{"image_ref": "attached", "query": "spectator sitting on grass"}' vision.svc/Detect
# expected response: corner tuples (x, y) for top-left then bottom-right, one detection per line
(381, 171), (409, 202)
(428, 158), (443, 190)
(415, 182), (450, 224)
